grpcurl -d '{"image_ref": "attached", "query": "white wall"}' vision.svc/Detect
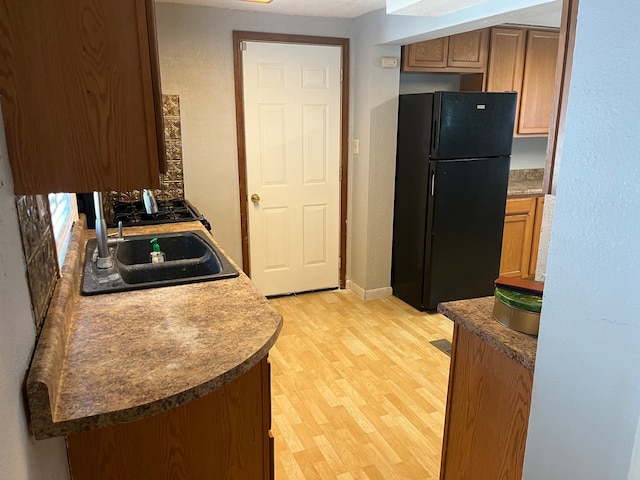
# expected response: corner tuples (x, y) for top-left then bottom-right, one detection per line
(510, 137), (547, 170)
(348, 12), (401, 296)
(398, 72), (461, 94)
(155, 2), (555, 297)
(0, 112), (70, 478)
(362, 0), (560, 45)
(523, 1), (640, 478)
(155, 4), (351, 266)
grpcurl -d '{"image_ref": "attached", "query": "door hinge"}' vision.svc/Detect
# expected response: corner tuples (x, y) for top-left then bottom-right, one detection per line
(240, 41), (247, 51)
(340, 68), (343, 83)
(339, 257), (342, 269)
(339, 166), (342, 181)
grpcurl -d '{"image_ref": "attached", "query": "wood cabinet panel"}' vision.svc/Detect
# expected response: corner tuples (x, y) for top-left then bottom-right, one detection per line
(67, 357), (273, 480)
(0, 0), (165, 195)
(402, 30), (487, 73)
(529, 196), (545, 278)
(404, 37), (449, 69)
(441, 325), (533, 479)
(447, 29), (489, 68)
(486, 28), (526, 92)
(519, 30), (560, 135)
(500, 197), (536, 278)
(486, 27), (526, 135)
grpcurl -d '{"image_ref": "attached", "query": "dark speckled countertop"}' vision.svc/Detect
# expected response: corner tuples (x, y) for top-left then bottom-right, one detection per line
(26, 217), (282, 439)
(507, 168), (544, 196)
(437, 297), (537, 371)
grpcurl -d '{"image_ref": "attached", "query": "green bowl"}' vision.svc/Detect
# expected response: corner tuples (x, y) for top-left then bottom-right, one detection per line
(494, 287), (542, 314)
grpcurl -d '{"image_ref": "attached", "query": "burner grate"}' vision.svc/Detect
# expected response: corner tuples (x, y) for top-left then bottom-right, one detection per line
(108, 199), (211, 230)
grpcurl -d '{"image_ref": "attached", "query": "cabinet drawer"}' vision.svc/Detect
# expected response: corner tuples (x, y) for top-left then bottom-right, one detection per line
(505, 197), (536, 215)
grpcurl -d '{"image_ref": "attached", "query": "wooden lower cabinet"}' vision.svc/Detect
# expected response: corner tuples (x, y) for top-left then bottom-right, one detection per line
(529, 196), (545, 278)
(440, 325), (533, 479)
(500, 196), (539, 278)
(67, 357), (273, 480)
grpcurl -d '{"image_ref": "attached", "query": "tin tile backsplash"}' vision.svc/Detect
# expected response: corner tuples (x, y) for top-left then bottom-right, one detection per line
(15, 194), (58, 331)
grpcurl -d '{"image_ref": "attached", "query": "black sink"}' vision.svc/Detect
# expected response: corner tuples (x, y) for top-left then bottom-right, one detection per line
(81, 231), (239, 295)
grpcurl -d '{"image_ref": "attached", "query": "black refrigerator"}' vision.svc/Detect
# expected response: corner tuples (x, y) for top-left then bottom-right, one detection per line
(391, 91), (517, 311)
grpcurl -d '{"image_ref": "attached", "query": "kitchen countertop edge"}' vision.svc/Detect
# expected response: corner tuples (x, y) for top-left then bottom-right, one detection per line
(27, 216), (283, 439)
(438, 296), (537, 371)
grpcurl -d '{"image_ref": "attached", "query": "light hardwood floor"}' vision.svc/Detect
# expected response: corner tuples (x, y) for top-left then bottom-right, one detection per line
(269, 290), (454, 479)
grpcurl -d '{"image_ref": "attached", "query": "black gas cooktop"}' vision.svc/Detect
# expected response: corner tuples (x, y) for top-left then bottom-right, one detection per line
(107, 199), (211, 231)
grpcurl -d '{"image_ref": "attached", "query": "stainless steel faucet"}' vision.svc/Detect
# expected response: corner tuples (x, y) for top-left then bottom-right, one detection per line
(93, 191), (113, 269)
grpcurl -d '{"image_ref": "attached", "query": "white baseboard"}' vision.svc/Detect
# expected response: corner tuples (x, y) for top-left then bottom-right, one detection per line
(346, 280), (392, 301)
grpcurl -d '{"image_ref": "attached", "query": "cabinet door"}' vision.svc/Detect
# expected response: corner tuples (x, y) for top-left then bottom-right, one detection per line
(405, 37), (449, 69)
(486, 28), (526, 135)
(500, 197), (536, 278)
(529, 196), (545, 278)
(0, 0), (165, 195)
(441, 325), (533, 479)
(67, 357), (273, 480)
(447, 29), (488, 69)
(518, 30), (560, 135)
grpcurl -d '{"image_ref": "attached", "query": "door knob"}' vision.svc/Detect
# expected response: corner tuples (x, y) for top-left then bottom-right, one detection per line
(250, 193), (260, 204)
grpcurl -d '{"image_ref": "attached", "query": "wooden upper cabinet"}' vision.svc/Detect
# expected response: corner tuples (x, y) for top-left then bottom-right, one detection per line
(406, 37), (449, 69)
(0, 0), (165, 195)
(485, 28), (526, 135)
(404, 26), (559, 136)
(402, 29), (488, 73)
(447, 30), (489, 69)
(485, 28), (526, 92)
(485, 26), (559, 136)
(519, 30), (560, 135)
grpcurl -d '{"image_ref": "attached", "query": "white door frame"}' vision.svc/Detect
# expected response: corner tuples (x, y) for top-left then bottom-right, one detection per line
(232, 31), (349, 289)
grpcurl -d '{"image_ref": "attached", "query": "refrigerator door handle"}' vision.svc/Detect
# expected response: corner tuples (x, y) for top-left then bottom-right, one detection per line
(433, 119), (440, 154)
(430, 171), (435, 197)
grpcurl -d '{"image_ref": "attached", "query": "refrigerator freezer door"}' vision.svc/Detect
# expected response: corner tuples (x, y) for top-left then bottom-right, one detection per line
(431, 92), (517, 160)
(423, 157), (510, 310)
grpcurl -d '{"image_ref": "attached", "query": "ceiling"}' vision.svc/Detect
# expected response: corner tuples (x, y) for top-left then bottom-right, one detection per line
(157, 0), (562, 28)
(156, 0), (387, 18)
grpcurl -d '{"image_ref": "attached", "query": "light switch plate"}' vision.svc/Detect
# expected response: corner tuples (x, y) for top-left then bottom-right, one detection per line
(381, 57), (399, 68)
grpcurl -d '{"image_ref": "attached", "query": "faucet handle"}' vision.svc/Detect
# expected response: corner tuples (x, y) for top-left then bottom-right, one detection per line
(107, 221), (126, 247)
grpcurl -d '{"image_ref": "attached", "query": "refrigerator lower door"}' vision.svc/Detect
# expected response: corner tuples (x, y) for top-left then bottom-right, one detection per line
(423, 157), (510, 310)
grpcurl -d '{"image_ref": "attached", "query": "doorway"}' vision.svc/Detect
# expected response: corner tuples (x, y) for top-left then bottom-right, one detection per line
(233, 32), (349, 296)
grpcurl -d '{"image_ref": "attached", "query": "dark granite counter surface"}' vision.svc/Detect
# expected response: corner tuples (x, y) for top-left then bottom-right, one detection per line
(27, 217), (282, 439)
(508, 168), (544, 196)
(438, 296), (537, 372)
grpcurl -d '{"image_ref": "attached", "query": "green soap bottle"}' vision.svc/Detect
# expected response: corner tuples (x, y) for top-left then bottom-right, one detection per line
(149, 238), (166, 264)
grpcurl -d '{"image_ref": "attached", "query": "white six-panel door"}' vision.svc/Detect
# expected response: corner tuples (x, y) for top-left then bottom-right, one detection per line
(242, 41), (341, 296)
